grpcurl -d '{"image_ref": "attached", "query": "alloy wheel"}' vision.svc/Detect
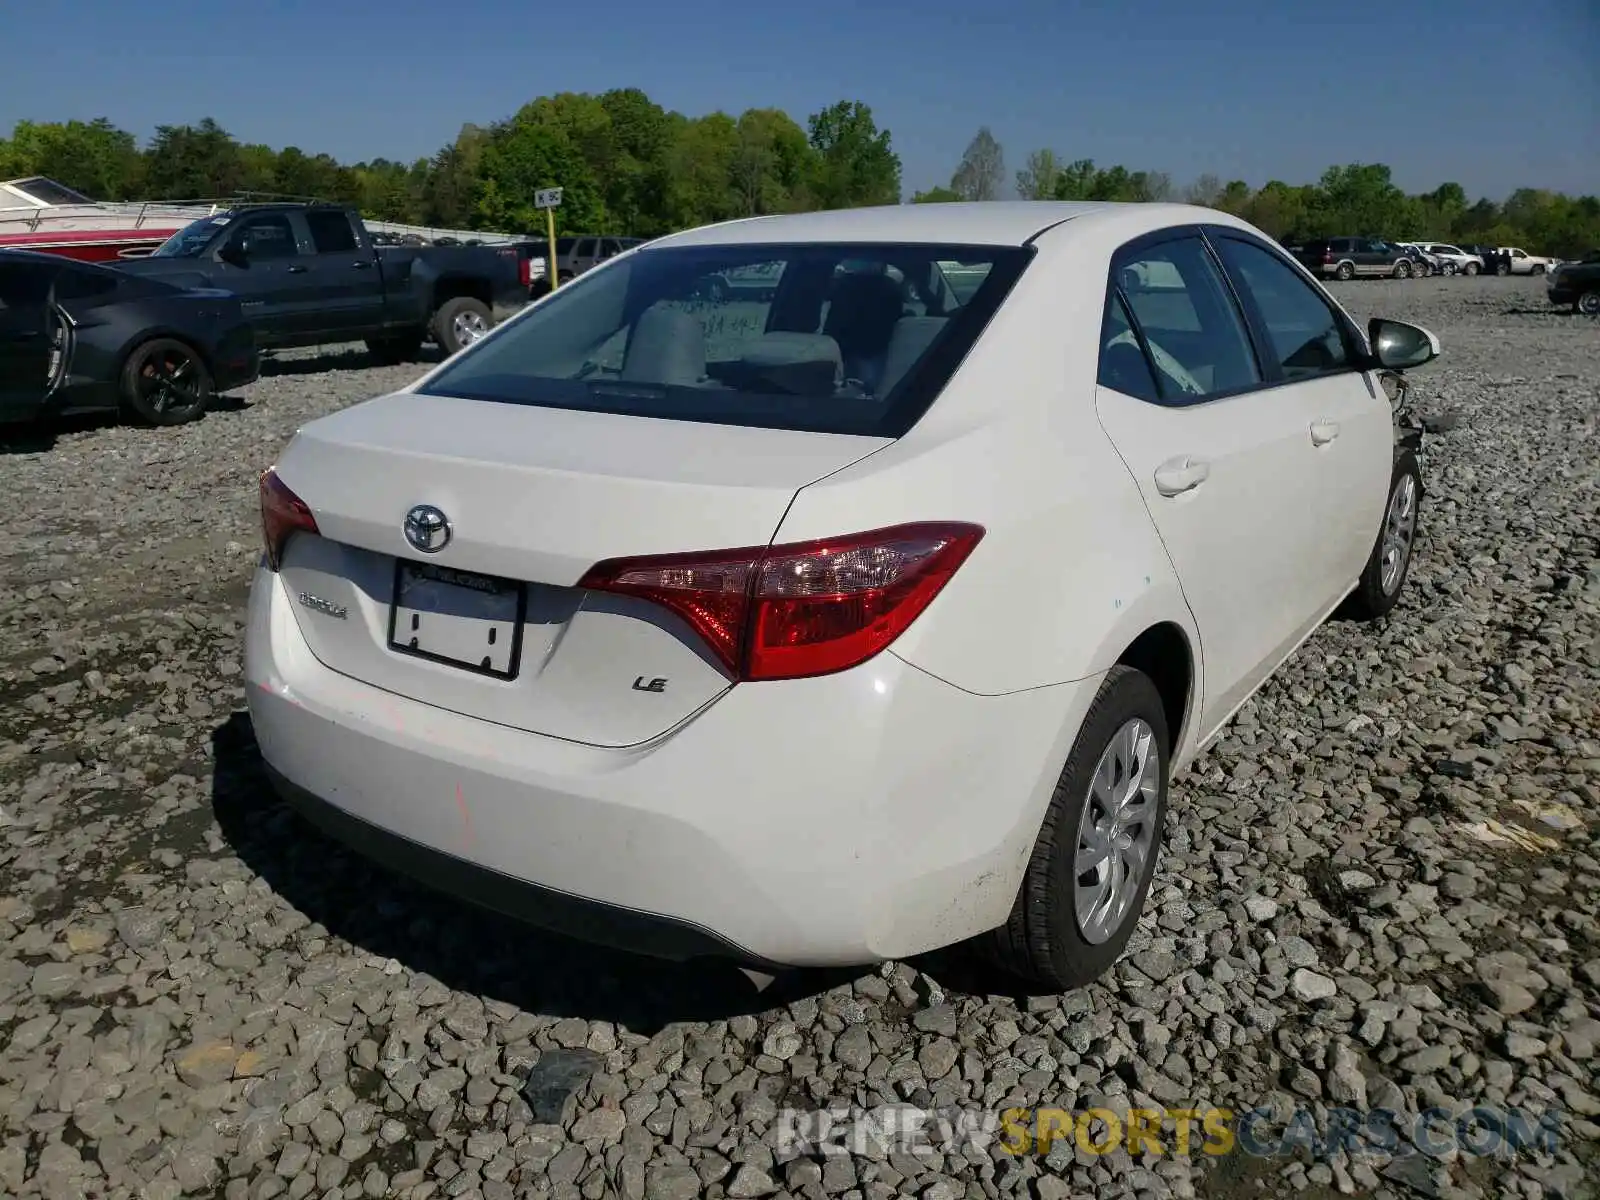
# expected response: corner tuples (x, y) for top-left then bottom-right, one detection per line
(137, 346), (204, 417)
(453, 309), (489, 346)
(1074, 717), (1161, 945)
(1380, 474), (1418, 595)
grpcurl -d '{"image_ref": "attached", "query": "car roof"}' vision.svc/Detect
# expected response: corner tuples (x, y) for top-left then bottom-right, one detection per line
(646, 201), (1245, 249)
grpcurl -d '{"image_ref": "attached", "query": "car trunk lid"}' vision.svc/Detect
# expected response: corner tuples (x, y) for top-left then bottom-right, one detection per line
(269, 390), (891, 747)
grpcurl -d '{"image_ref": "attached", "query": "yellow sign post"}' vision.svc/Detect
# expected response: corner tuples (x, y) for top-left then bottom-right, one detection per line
(535, 187), (563, 292)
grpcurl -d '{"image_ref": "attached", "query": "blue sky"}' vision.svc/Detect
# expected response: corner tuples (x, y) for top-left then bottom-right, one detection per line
(3, 0), (1596, 202)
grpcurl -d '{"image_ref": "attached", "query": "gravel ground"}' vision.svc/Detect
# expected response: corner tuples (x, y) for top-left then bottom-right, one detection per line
(0, 277), (1596, 1200)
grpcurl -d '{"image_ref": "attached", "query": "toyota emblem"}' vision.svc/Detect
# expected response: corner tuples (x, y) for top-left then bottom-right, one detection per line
(403, 505), (451, 554)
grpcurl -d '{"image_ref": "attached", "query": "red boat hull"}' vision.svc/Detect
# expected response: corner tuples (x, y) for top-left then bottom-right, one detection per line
(0, 227), (181, 262)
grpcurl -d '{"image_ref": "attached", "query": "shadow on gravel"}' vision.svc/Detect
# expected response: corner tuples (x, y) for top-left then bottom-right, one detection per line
(1501, 306), (1586, 317)
(210, 710), (888, 1032)
(0, 394), (255, 454)
(259, 347), (447, 377)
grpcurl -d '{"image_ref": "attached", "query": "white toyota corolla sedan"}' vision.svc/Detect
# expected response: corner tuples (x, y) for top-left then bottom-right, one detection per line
(245, 201), (1438, 990)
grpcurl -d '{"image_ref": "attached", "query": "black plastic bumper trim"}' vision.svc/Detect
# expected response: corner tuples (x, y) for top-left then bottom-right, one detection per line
(262, 765), (788, 973)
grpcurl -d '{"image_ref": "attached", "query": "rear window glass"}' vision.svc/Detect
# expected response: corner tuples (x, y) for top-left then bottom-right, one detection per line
(416, 241), (1032, 438)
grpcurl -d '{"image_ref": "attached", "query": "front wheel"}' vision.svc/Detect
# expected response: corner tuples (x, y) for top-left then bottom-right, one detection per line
(1343, 449), (1422, 621)
(1464, 262), (1480, 276)
(1394, 261), (1412, 279)
(120, 338), (213, 426)
(431, 297), (493, 356)
(981, 665), (1170, 992)
(1578, 291), (1600, 316)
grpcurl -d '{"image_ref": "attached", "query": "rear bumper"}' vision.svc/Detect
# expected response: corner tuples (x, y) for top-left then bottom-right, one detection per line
(263, 762), (781, 968)
(243, 563), (1097, 967)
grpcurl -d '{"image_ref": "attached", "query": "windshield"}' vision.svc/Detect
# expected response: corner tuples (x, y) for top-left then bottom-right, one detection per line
(415, 241), (1031, 438)
(153, 216), (232, 257)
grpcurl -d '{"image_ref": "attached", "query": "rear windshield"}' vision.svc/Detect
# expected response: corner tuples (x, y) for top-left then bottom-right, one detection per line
(415, 241), (1032, 438)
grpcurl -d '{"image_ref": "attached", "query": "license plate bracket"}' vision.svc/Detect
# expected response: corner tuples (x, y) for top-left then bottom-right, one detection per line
(387, 560), (526, 679)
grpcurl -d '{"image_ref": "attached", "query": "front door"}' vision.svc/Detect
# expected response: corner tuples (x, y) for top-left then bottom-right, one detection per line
(1093, 229), (1337, 736)
(211, 212), (314, 341)
(0, 259), (58, 422)
(1205, 229), (1394, 610)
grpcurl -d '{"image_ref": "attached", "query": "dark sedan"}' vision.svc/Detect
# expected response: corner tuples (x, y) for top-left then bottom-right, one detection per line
(0, 249), (259, 427)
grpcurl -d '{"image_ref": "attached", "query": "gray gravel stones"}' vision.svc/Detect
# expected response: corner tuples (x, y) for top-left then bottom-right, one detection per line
(1, 281), (1597, 1199)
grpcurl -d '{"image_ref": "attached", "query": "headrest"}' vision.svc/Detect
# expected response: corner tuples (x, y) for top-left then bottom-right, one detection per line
(621, 307), (706, 386)
(877, 317), (947, 396)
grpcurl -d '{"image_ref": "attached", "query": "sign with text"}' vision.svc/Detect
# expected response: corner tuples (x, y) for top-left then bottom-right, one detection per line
(534, 188), (563, 210)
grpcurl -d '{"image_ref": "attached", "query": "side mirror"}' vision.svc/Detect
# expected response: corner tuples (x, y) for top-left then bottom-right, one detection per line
(1368, 318), (1439, 370)
(219, 238), (249, 268)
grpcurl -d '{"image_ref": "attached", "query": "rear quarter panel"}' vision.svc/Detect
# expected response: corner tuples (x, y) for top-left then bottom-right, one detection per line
(770, 214), (1201, 703)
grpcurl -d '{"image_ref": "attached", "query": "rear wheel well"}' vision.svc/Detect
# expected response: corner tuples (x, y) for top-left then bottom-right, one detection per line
(431, 276), (492, 313)
(1115, 623), (1192, 756)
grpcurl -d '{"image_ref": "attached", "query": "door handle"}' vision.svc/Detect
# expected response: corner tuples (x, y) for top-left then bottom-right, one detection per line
(287, 265), (308, 274)
(1153, 456), (1210, 496)
(352, 261), (372, 269)
(1310, 418), (1341, 445)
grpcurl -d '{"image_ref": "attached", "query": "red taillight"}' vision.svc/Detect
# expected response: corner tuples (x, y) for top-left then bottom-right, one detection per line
(1323, 250), (1335, 263)
(259, 467), (318, 572)
(577, 522), (984, 681)
(518, 257), (531, 288)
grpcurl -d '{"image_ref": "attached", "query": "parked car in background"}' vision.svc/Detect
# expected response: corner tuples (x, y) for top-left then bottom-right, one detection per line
(1495, 247), (1560, 276)
(1460, 244), (1507, 275)
(0, 248), (258, 427)
(245, 200), (1440, 991)
(1546, 250), (1600, 314)
(520, 236), (651, 296)
(1396, 243), (1440, 277)
(1415, 243), (1484, 276)
(114, 204), (525, 360)
(1294, 237), (1417, 280)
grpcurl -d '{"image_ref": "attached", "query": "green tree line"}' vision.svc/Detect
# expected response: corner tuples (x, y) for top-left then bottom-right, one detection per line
(3, 104), (1596, 256)
(920, 128), (1599, 258)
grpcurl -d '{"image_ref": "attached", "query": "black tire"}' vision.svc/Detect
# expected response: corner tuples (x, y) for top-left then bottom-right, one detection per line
(1343, 449), (1422, 622)
(1394, 261), (1412, 279)
(1496, 262), (1510, 277)
(1444, 263), (1457, 276)
(365, 333), (424, 365)
(431, 296), (493, 356)
(120, 338), (213, 426)
(1531, 264), (1545, 275)
(1335, 261), (1355, 281)
(1464, 262), (1480, 276)
(981, 665), (1170, 992)
(1578, 291), (1600, 316)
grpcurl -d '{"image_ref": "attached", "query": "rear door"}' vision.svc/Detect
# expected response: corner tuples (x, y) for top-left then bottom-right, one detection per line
(1094, 228), (1334, 732)
(299, 209), (387, 337)
(0, 258), (57, 421)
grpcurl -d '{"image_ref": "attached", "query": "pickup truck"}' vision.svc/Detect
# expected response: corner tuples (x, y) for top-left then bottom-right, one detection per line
(1495, 247), (1561, 276)
(114, 204), (526, 361)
